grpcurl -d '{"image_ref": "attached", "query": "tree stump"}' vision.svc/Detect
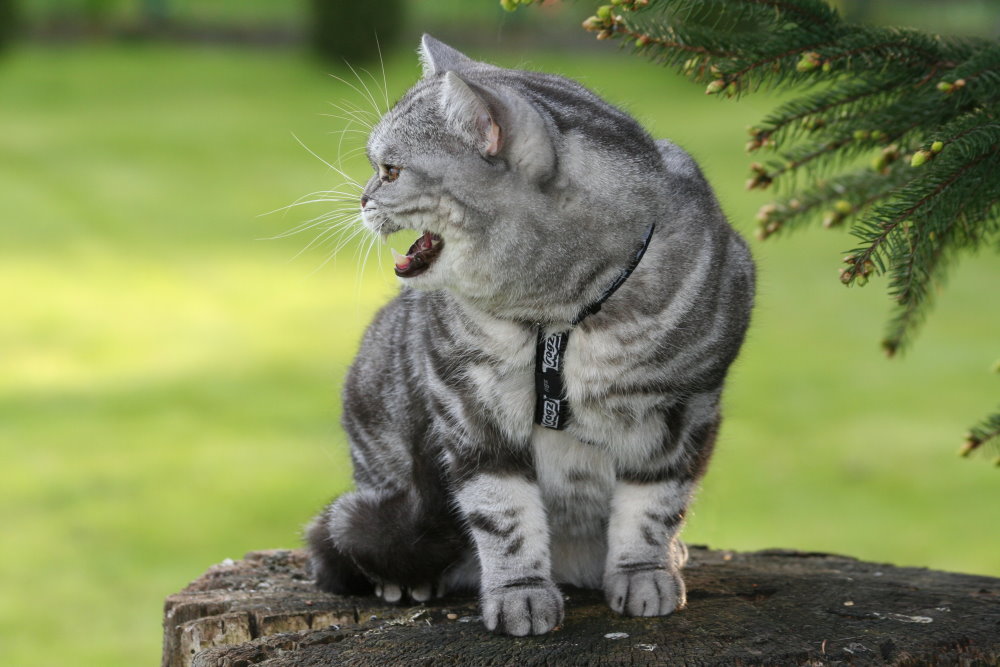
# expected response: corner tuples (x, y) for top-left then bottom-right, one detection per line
(163, 547), (999, 666)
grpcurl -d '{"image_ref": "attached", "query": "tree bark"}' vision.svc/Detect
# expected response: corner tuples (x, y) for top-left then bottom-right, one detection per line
(163, 547), (1000, 667)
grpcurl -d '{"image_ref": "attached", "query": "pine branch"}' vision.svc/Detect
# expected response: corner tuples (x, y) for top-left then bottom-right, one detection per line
(962, 408), (1000, 464)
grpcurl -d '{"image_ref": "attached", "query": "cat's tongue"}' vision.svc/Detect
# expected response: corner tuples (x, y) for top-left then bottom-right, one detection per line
(392, 231), (443, 278)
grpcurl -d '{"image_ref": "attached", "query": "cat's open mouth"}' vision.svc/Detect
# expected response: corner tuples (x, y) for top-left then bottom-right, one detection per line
(392, 231), (444, 278)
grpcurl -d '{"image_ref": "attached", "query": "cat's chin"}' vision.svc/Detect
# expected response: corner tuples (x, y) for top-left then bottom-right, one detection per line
(392, 231), (444, 280)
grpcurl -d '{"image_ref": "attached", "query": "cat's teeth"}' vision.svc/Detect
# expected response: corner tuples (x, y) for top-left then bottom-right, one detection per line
(391, 248), (411, 270)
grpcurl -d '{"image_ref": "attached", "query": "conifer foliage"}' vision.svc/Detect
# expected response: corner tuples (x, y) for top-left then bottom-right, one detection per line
(507, 0), (999, 461)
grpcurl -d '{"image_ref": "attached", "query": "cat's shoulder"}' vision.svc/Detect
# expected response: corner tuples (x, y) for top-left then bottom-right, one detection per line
(654, 139), (706, 183)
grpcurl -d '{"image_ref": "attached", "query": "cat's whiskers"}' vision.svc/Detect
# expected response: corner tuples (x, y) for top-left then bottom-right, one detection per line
(356, 64), (390, 117)
(305, 216), (368, 270)
(353, 227), (384, 300)
(263, 189), (361, 216)
(268, 207), (360, 242)
(343, 60), (388, 116)
(323, 122), (371, 141)
(326, 90), (380, 128)
(292, 133), (363, 191)
(330, 145), (367, 169)
(282, 54), (399, 273)
(329, 220), (370, 254)
(374, 34), (391, 114)
(324, 105), (376, 132)
(325, 118), (371, 172)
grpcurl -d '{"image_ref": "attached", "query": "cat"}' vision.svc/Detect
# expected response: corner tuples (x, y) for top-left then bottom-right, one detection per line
(307, 34), (754, 637)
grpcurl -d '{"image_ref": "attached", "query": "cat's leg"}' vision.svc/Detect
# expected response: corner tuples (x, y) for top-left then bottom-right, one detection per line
(603, 478), (693, 616)
(603, 406), (719, 617)
(455, 473), (564, 636)
(308, 486), (467, 602)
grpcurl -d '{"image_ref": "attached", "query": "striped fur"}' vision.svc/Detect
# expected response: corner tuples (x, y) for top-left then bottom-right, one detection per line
(307, 36), (755, 636)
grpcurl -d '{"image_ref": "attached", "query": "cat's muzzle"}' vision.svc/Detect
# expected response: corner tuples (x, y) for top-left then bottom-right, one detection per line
(392, 231), (444, 278)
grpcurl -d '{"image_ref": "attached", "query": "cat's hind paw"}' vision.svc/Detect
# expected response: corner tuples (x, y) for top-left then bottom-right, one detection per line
(373, 580), (441, 604)
(604, 566), (686, 617)
(481, 580), (564, 636)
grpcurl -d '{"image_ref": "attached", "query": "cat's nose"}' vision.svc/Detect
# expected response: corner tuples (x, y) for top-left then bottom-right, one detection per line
(360, 195), (369, 209)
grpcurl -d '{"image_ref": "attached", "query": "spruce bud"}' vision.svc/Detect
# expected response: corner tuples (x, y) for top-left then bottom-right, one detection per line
(931, 141), (944, 153)
(853, 130), (869, 141)
(834, 200), (852, 215)
(582, 16), (603, 30)
(910, 150), (931, 167)
(705, 79), (727, 95)
(635, 35), (650, 47)
(596, 5), (614, 20)
(755, 203), (777, 222)
(936, 81), (953, 93)
(796, 52), (821, 72)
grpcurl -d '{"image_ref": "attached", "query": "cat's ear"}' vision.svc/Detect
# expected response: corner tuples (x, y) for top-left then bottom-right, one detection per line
(440, 71), (503, 157)
(419, 34), (474, 77)
(439, 72), (555, 178)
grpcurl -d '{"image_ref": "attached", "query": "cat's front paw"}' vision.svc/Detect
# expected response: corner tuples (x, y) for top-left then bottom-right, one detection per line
(481, 579), (564, 636)
(604, 566), (686, 617)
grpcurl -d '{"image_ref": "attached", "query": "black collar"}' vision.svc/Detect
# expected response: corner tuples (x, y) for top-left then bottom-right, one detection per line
(534, 223), (656, 430)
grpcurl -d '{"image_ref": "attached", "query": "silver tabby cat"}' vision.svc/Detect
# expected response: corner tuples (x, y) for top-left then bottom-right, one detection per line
(307, 35), (754, 636)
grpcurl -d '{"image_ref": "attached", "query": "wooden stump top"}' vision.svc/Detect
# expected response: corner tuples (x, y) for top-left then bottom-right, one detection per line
(163, 547), (1000, 666)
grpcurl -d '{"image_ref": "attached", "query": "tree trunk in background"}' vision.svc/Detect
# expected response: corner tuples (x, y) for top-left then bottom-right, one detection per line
(308, 0), (404, 64)
(163, 547), (1000, 666)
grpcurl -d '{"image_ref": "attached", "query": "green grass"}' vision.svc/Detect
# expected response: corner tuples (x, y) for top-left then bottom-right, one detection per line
(1, 41), (997, 667)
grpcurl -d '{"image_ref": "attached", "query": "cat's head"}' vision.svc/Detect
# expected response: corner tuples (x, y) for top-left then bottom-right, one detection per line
(360, 35), (665, 324)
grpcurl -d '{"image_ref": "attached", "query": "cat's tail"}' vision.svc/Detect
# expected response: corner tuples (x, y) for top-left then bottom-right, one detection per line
(307, 487), (468, 596)
(305, 506), (372, 595)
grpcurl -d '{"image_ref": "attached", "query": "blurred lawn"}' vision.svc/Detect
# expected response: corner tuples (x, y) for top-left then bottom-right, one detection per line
(1, 41), (997, 667)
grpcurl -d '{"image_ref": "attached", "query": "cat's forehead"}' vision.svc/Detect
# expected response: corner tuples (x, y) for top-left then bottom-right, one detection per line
(367, 80), (444, 158)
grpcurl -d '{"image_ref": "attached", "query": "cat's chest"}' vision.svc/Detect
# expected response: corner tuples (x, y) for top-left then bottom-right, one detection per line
(532, 426), (615, 536)
(463, 320), (664, 462)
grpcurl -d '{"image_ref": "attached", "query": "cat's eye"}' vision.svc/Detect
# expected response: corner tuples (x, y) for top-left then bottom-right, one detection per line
(380, 164), (401, 183)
